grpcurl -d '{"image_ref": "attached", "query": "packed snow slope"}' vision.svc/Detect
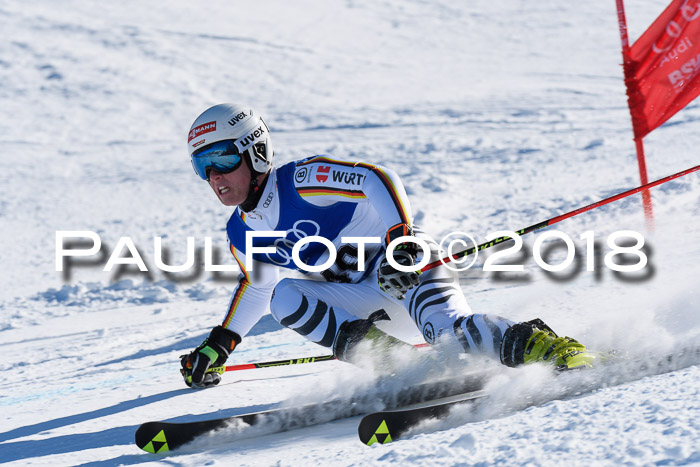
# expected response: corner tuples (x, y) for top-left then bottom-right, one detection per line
(2, 0), (700, 465)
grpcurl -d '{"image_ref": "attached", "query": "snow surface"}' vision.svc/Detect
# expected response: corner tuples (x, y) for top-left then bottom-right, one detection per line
(2, 0), (700, 465)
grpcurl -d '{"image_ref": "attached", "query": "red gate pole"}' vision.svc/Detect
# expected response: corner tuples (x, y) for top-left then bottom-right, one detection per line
(616, 0), (655, 230)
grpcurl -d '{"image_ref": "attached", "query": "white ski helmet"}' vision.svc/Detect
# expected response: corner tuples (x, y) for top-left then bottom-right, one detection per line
(187, 103), (273, 179)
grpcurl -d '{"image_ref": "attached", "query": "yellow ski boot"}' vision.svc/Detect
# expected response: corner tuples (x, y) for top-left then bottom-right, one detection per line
(501, 319), (598, 370)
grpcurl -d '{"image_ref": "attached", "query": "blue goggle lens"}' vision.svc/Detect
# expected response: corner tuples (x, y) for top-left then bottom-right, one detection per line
(191, 140), (243, 180)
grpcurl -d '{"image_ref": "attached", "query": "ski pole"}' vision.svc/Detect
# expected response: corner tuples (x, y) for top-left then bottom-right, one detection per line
(421, 162), (700, 272)
(211, 343), (431, 374)
(209, 355), (336, 373)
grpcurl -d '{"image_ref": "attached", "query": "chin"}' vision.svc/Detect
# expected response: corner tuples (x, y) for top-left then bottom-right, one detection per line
(220, 196), (241, 206)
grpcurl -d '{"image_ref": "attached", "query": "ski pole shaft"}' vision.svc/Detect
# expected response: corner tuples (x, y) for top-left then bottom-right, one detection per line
(213, 343), (430, 373)
(421, 162), (700, 272)
(215, 354), (337, 373)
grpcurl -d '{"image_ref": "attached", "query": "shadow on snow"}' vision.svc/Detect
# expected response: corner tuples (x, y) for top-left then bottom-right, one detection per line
(95, 314), (284, 368)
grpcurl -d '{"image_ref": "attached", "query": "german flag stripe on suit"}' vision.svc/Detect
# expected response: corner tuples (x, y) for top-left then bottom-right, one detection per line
(297, 156), (410, 226)
(222, 245), (250, 328)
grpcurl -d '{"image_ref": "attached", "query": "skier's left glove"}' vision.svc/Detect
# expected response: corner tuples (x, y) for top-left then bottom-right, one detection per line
(377, 223), (421, 300)
(180, 326), (241, 389)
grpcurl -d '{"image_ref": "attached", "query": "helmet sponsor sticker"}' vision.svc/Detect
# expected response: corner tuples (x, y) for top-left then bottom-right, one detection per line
(188, 121), (216, 143)
(234, 125), (267, 152)
(228, 111), (248, 127)
(192, 139), (206, 148)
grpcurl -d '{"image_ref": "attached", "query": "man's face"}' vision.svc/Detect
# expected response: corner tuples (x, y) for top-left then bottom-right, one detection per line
(208, 163), (252, 206)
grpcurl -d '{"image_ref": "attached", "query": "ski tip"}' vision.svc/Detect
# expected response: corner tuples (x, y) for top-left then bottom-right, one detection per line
(135, 423), (170, 454)
(358, 415), (394, 446)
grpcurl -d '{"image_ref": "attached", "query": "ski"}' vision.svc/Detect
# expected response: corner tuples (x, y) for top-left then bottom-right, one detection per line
(357, 344), (700, 446)
(135, 369), (491, 453)
(358, 390), (489, 445)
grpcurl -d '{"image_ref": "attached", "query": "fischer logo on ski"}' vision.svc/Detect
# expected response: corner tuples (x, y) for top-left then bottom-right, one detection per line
(366, 420), (392, 445)
(143, 430), (169, 454)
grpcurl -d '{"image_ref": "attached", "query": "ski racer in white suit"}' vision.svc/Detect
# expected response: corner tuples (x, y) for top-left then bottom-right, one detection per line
(180, 104), (597, 388)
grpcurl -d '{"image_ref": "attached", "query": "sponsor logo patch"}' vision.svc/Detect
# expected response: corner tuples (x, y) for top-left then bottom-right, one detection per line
(423, 322), (435, 344)
(316, 165), (331, 183)
(188, 121), (216, 143)
(332, 170), (364, 185)
(262, 192), (274, 208)
(294, 167), (308, 183)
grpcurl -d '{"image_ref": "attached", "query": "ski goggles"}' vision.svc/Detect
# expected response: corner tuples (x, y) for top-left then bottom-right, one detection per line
(191, 139), (243, 181)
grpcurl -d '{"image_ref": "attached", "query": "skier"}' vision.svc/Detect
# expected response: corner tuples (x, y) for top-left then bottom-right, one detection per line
(181, 104), (598, 388)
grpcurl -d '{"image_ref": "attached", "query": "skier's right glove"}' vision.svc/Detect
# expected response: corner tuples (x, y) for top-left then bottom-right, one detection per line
(180, 326), (241, 389)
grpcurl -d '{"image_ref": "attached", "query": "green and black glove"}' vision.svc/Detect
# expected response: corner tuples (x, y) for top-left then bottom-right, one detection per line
(180, 326), (241, 388)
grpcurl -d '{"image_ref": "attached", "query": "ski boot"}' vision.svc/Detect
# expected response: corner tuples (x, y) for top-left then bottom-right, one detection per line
(500, 319), (598, 370)
(333, 310), (424, 372)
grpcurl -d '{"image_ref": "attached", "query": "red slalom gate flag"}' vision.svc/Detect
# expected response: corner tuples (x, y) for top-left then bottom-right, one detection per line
(624, 0), (700, 139)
